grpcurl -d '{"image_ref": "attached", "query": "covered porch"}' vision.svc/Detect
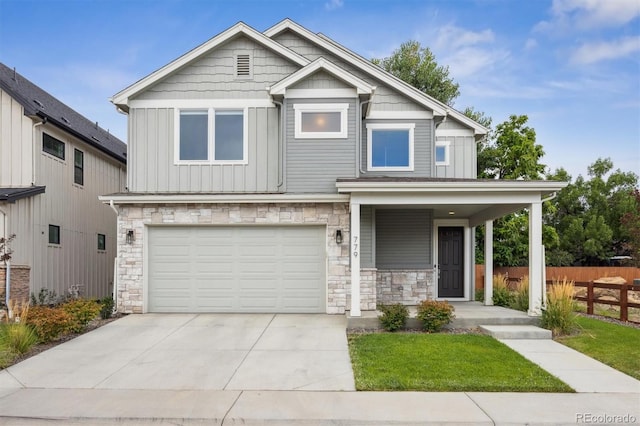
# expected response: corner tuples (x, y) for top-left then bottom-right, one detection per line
(336, 178), (568, 318)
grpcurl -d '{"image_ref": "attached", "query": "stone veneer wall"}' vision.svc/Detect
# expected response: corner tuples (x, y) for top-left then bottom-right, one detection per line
(0, 265), (31, 305)
(375, 269), (435, 305)
(117, 202), (377, 314)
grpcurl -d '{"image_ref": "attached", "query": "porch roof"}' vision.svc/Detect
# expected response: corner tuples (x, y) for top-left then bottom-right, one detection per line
(336, 177), (568, 226)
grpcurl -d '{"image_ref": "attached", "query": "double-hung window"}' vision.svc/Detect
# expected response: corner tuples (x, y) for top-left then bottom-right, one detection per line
(74, 149), (84, 185)
(294, 103), (348, 139)
(176, 108), (247, 163)
(367, 123), (415, 171)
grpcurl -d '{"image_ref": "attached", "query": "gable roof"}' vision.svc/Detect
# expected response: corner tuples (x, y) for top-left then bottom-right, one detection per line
(264, 19), (488, 135)
(111, 22), (311, 110)
(0, 63), (127, 164)
(269, 57), (375, 96)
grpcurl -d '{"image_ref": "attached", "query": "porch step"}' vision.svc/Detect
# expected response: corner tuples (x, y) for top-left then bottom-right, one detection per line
(479, 325), (552, 339)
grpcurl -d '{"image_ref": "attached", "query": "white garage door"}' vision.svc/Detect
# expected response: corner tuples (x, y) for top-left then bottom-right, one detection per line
(147, 226), (326, 313)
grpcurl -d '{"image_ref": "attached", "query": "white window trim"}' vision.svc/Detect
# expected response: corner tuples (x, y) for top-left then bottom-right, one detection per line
(174, 107), (248, 165)
(293, 103), (349, 139)
(366, 123), (415, 171)
(435, 140), (450, 166)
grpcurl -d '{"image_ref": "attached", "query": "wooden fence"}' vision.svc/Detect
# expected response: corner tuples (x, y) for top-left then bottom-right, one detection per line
(553, 281), (640, 324)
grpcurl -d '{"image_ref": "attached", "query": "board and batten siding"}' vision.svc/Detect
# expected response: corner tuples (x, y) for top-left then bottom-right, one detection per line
(134, 36), (300, 101)
(360, 206), (374, 268)
(285, 98), (356, 193)
(128, 107), (279, 193)
(435, 118), (477, 178)
(272, 30), (424, 113)
(0, 88), (33, 187)
(361, 119), (433, 177)
(375, 209), (433, 269)
(9, 124), (126, 299)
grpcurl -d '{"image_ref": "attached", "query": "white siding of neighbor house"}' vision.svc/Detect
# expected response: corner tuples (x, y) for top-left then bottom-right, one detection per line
(127, 107), (280, 193)
(285, 98), (357, 193)
(0, 88), (33, 187)
(435, 118), (477, 178)
(375, 209), (433, 269)
(361, 119), (433, 177)
(133, 36), (300, 101)
(0, 102), (126, 299)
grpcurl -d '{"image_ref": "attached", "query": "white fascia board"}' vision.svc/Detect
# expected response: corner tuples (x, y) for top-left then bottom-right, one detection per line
(350, 192), (544, 205)
(111, 22), (310, 107)
(264, 19), (449, 116)
(129, 99), (275, 109)
(265, 19), (490, 136)
(99, 193), (351, 205)
(336, 180), (568, 193)
(269, 58), (374, 96)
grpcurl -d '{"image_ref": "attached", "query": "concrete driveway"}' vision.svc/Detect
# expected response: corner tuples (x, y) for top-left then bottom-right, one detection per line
(0, 313), (355, 391)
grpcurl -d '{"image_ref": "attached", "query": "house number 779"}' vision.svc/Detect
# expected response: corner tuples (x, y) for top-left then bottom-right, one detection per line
(352, 235), (358, 257)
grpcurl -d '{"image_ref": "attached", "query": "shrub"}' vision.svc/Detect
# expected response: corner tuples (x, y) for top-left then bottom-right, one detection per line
(30, 289), (60, 306)
(492, 274), (513, 307)
(541, 277), (577, 336)
(26, 306), (72, 342)
(0, 323), (38, 355)
(377, 303), (409, 332)
(61, 299), (100, 333)
(475, 289), (485, 302)
(99, 296), (115, 320)
(510, 276), (529, 312)
(416, 300), (455, 332)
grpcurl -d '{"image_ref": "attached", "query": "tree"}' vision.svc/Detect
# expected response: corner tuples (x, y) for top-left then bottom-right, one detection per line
(620, 190), (640, 266)
(372, 41), (460, 105)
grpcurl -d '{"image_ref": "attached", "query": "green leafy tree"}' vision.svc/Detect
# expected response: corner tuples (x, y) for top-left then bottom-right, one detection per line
(620, 190), (640, 266)
(372, 41), (460, 105)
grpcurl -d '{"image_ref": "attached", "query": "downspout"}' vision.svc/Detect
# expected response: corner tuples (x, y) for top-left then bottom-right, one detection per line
(0, 206), (8, 310)
(272, 99), (285, 189)
(358, 97), (373, 175)
(32, 121), (44, 185)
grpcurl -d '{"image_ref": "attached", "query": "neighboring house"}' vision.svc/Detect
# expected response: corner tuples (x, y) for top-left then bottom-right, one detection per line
(104, 19), (565, 316)
(0, 63), (127, 303)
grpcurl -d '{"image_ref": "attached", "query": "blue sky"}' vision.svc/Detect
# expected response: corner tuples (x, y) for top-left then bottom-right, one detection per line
(1, 0), (638, 180)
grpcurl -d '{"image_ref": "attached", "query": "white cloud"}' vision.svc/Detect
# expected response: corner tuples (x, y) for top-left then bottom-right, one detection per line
(442, 47), (509, 79)
(570, 36), (640, 64)
(524, 38), (538, 50)
(325, 0), (344, 11)
(434, 24), (494, 50)
(536, 0), (640, 32)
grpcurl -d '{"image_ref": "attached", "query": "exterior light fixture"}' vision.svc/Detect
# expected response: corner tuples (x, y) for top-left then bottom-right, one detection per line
(335, 229), (343, 245)
(126, 229), (135, 244)
(448, 211), (455, 216)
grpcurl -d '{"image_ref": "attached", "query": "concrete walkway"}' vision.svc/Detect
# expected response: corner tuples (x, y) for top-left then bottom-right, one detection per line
(0, 314), (638, 424)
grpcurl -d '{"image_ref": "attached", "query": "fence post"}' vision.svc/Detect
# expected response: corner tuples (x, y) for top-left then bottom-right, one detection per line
(587, 281), (594, 315)
(620, 284), (628, 322)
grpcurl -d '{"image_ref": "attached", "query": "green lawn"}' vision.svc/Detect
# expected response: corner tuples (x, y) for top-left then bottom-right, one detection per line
(348, 333), (573, 392)
(556, 316), (640, 380)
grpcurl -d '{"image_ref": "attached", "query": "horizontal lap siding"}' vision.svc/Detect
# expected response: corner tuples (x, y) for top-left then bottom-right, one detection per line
(290, 70), (352, 90)
(362, 119), (432, 177)
(376, 209), (433, 269)
(285, 99), (356, 193)
(129, 107), (279, 192)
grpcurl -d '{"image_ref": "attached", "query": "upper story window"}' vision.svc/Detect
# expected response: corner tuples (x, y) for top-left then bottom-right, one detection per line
(74, 149), (84, 185)
(43, 133), (65, 160)
(435, 141), (450, 166)
(176, 108), (247, 164)
(294, 103), (348, 139)
(49, 224), (60, 245)
(97, 233), (106, 251)
(367, 123), (415, 171)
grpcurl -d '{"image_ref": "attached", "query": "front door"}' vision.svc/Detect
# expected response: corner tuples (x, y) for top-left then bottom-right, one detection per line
(438, 227), (464, 298)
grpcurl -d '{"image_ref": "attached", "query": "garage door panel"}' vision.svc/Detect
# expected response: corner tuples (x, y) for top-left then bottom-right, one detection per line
(148, 226), (326, 313)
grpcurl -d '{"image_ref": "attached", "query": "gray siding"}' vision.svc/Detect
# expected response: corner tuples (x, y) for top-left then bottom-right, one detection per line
(273, 30), (424, 112)
(290, 70), (351, 90)
(285, 99), (356, 193)
(362, 119), (433, 177)
(435, 135), (477, 178)
(360, 206), (374, 268)
(135, 36), (300, 101)
(375, 209), (432, 269)
(128, 107), (280, 193)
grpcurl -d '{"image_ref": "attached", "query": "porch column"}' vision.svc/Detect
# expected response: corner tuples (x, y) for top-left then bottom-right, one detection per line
(484, 220), (493, 306)
(350, 201), (361, 316)
(528, 201), (543, 316)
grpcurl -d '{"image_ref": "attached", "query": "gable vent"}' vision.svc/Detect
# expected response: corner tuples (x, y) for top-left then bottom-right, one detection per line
(236, 54), (251, 77)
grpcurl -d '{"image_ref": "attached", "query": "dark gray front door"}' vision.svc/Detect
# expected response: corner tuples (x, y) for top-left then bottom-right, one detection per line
(438, 227), (464, 298)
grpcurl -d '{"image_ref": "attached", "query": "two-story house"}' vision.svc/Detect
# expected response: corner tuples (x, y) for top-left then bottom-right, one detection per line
(0, 63), (127, 303)
(104, 20), (565, 316)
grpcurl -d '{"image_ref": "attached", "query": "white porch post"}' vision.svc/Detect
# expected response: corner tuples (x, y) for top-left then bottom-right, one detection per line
(484, 220), (493, 306)
(528, 201), (543, 316)
(350, 201), (361, 316)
